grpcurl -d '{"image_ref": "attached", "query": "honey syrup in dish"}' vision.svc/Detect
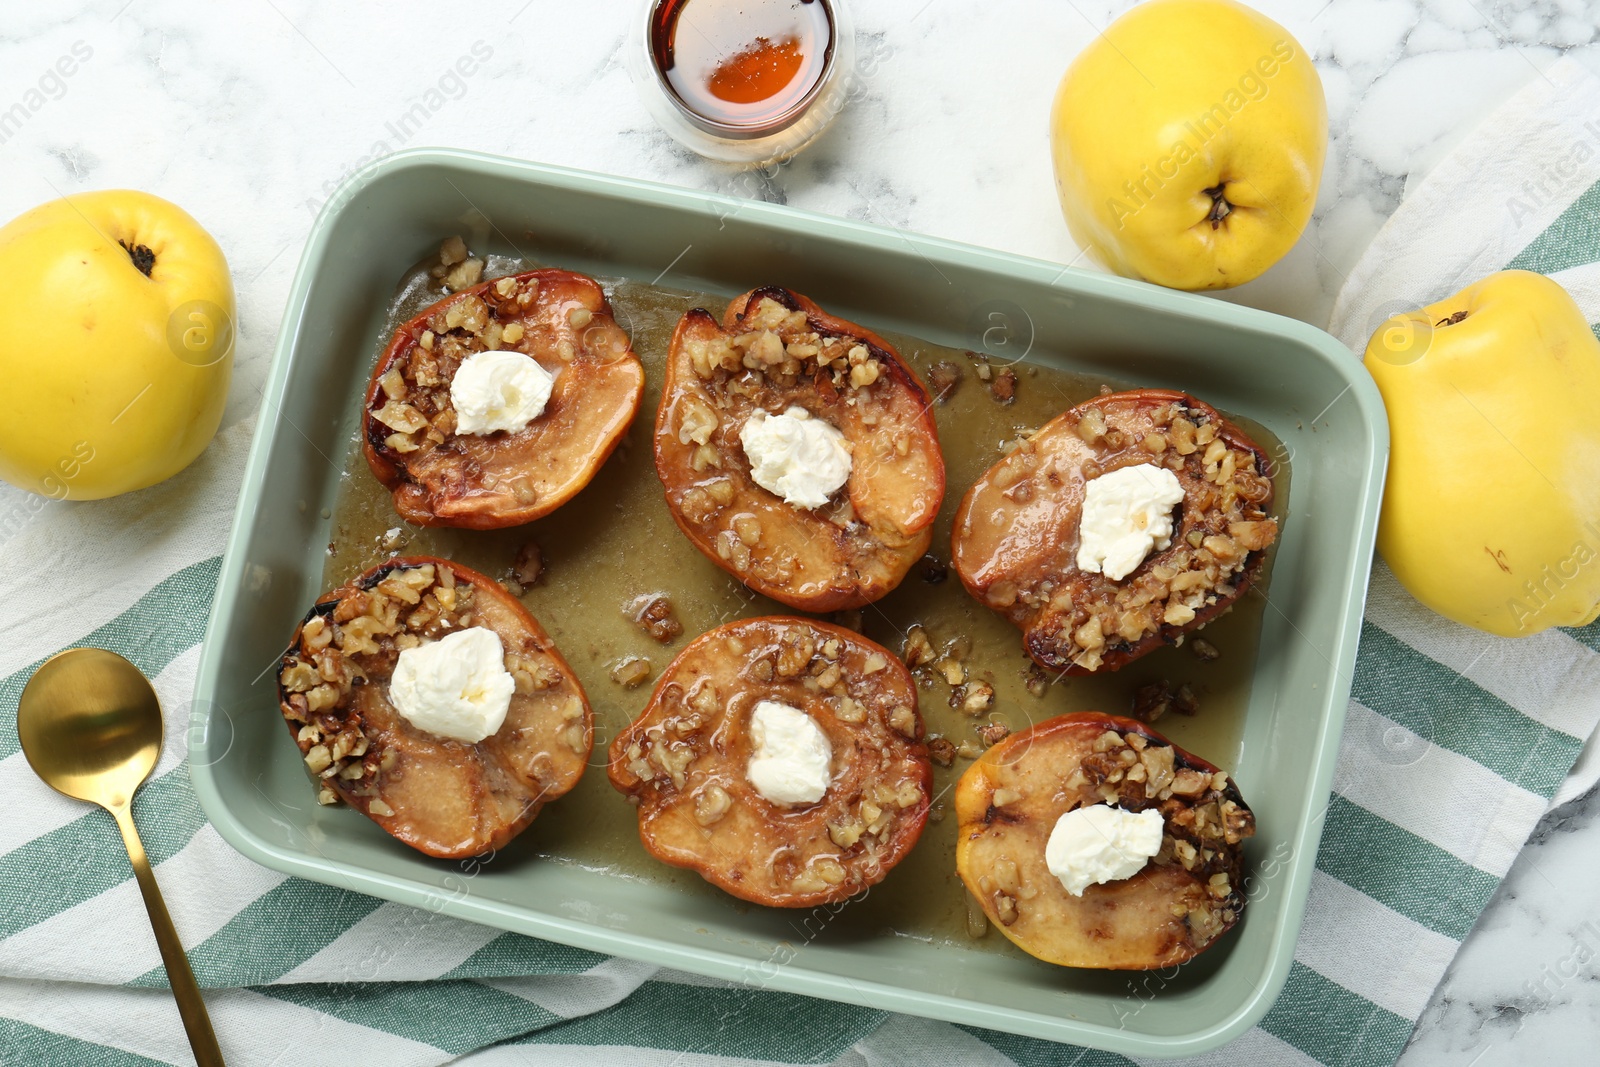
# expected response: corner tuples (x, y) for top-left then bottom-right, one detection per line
(650, 0), (834, 133)
(323, 256), (1289, 958)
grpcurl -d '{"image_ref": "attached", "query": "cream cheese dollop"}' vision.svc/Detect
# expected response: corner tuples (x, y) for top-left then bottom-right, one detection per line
(1044, 802), (1165, 896)
(739, 406), (852, 510)
(449, 349), (555, 435)
(1076, 463), (1186, 581)
(388, 627), (515, 744)
(746, 700), (832, 805)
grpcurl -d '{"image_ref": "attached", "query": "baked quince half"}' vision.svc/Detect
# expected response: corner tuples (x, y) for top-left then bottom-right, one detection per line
(277, 556), (592, 859)
(955, 712), (1255, 969)
(608, 616), (932, 907)
(364, 268), (644, 528)
(655, 287), (945, 611)
(952, 389), (1277, 673)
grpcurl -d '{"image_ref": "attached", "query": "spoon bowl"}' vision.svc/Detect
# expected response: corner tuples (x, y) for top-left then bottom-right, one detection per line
(18, 648), (163, 808)
(17, 647), (225, 1066)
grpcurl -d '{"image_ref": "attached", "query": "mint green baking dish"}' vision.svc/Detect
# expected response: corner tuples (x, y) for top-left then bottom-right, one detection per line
(189, 148), (1386, 1057)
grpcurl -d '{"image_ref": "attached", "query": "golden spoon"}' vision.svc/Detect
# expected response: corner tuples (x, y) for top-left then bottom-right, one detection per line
(17, 648), (225, 1067)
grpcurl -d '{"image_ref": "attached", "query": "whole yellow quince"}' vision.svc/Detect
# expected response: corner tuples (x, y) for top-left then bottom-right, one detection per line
(0, 190), (234, 500)
(1049, 0), (1326, 290)
(1365, 270), (1600, 637)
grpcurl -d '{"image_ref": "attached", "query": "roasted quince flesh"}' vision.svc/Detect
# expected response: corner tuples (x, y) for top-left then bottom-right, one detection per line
(955, 712), (1255, 969)
(952, 388), (1276, 673)
(277, 555), (593, 859)
(608, 616), (933, 908)
(655, 286), (945, 611)
(364, 268), (645, 529)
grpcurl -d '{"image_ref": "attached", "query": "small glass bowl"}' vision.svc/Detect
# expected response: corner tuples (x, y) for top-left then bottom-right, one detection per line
(628, 0), (856, 166)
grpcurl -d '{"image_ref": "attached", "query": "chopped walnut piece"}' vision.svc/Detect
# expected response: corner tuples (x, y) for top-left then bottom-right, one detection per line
(444, 257), (484, 291)
(507, 541), (544, 593)
(888, 704), (917, 737)
(1173, 683), (1200, 717)
(438, 235), (468, 267)
(927, 737), (957, 767)
(1139, 743), (1176, 798)
(776, 629), (815, 677)
(976, 721), (1011, 747)
(611, 656), (653, 689)
(928, 360), (963, 403)
(630, 594), (683, 643)
(958, 681), (995, 716)
(1190, 638), (1220, 661)
(991, 367), (1018, 405)
(902, 625), (936, 668)
(1131, 680), (1174, 723)
(693, 784), (732, 826)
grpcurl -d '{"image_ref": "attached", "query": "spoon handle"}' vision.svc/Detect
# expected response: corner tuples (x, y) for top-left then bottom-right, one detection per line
(112, 804), (227, 1067)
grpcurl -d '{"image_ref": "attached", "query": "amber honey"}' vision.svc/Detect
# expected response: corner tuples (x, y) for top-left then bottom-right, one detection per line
(650, 0), (836, 136)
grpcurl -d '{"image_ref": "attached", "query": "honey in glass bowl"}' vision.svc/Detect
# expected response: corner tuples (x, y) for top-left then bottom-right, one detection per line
(633, 0), (854, 163)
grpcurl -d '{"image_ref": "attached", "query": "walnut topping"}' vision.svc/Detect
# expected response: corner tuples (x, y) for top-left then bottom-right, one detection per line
(928, 360), (963, 403)
(976, 720), (1011, 747)
(611, 656), (653, 689)
(445, 258), (483, 291)
(502, 541), (543, 596)
(276, 559), (586, 856)
(693, 784), (732, 826)
(902, 625), (936, 668)
(685, 296), (888, 397)
(630, 594), (683, 643)
(608, 617), (929, 907)
(1131, 680), (1173, 723)
(956, 715), (1256, 966)
(888, 704), (917, 737)
(367, 259), (645, 532)
(438, 236), (467, 267)
(662, 287), (941, 615)
(958, 681), (995, 716)
(954, 392), (1278, 674)
(991, 367), (1017, 405)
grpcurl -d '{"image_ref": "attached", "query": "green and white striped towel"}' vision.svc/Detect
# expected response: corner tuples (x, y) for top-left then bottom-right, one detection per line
(6, 57), (1600, 1067)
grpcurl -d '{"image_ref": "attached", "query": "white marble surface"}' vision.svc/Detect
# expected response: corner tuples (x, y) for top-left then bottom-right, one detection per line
(1, 0), (1596, 1062)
